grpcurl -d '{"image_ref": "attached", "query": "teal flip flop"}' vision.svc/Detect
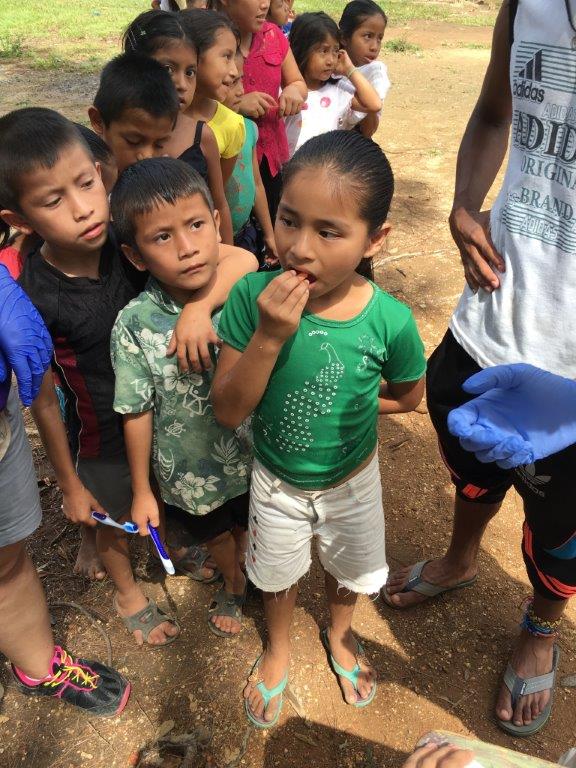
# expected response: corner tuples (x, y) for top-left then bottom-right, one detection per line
(321, 628), (376, 708)
(244, 653), (288, 729)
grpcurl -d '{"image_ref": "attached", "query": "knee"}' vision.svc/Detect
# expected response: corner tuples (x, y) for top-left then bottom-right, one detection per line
(0, 541), (27, 583)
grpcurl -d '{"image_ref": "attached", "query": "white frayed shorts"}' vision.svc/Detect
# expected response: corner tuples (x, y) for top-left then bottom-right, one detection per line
(246, 453), (388, 594)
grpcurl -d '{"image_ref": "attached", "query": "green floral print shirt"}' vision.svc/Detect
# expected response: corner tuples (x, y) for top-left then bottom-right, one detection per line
(111, 278), (250, 515)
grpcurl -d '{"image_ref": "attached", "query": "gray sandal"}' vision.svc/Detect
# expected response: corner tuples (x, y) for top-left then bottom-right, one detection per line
(117, 598), (180, 647)
(207, 586), (245, 638)
(497, 644), (560, 737)
(173, 545), (221, 583)
(381, 560), (477, 608)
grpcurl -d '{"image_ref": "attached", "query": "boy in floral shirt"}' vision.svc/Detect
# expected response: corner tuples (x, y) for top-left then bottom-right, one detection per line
(111, 158), (256, 638)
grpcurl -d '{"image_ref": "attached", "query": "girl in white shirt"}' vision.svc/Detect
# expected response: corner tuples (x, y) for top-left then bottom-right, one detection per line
(339, 0), (390, 138)
(284, 12), (381, 157)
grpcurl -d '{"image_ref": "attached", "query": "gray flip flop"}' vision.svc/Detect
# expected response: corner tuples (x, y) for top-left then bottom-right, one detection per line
(497, 644), (560, 737)
(117, 597), (180, 647)
(381, 559), (477, 608)
(207, 585), (245, 638)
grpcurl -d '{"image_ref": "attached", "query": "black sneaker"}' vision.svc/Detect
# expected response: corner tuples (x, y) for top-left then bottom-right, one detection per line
(12, 645), (131, 717)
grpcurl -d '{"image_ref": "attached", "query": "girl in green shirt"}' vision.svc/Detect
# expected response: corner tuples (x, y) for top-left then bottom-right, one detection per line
(213, 130), (427, 728)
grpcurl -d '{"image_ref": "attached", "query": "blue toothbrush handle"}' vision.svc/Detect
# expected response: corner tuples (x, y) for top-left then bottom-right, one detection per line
(148, 524), (175, 575)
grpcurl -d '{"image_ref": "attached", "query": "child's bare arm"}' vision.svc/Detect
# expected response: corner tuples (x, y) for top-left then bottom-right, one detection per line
(211, 270), (309, 429)
(279, 50), (307, 116)
(357, 112), (380, 139)
(30, 371), (102, 525)
(252, 146), (278, 263)
(202, 125), (234, 245)
(378, 376), (425, 415)
(168, 245), (258, 373)
(123, 410), (159, 536)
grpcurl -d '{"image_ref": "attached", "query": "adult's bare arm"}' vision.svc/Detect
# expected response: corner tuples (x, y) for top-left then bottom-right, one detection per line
(449, 0), (513, 293)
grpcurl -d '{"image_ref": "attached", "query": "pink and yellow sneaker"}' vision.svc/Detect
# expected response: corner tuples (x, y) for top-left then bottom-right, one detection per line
(13, 645), (131, 717)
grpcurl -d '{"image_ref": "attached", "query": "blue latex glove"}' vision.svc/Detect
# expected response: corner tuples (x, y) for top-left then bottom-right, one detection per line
(0, 350), (10, 411)
(447, 363), (576, 469)
(0, 264), (53, 406)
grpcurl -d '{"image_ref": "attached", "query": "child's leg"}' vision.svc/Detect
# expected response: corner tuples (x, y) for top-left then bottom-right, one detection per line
(244, 585), (298, 722)
(324, 572), (376, 703)
(78, 457), (178, 647)
(98, 524), (179, 646)
(206, 529), (246, 634)
(244, 463), (315, 721)
(73, 524), (106, 581)
(315, 453), (385, 703)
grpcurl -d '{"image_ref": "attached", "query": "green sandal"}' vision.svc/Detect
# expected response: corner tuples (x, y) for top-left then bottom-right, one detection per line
(115, 597), (180, 648)
(207, 585), (246, 638)
(244, 653), (288, 729)
(321, 628), (376, 708)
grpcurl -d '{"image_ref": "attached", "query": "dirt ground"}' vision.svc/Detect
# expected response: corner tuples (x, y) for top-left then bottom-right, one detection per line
(1, 18), (575, 768)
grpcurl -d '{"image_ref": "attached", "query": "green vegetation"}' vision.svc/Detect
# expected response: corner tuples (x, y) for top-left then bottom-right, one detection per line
(383, 37), (422, 54)
(0, 33), (25, 59)
(0, 0), (496, 68)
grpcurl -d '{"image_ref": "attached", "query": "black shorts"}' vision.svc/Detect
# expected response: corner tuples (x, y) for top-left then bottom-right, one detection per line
(427, 330), (576, 601)
(164, 492), (249, 547)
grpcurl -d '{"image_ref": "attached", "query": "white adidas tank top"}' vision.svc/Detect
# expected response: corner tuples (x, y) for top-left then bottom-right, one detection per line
(450, 0), (576, 378)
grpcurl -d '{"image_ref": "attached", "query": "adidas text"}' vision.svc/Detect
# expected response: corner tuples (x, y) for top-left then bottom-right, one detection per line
(513, 79), (545, 104)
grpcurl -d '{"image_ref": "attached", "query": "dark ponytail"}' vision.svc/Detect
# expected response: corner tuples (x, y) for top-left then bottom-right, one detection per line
(289, 12), (340, 76)
(339, 0), (387, 39)
(123, 9), (194, 56)
(178, 8), (240, 53)
(283, 130), (394, 280)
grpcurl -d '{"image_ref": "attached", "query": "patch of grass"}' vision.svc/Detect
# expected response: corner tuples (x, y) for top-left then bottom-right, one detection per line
(461, 41), (491, 49)
(0, 0), (496, 69)
(29, 54), (70, 71)
(383, 38), (422, 54)
(298, 0), (497, 26)
(0, 33), (25, 59)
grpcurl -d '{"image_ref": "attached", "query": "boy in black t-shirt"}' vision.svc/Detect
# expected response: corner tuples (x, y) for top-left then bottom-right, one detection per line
(5, 105), (255, 647)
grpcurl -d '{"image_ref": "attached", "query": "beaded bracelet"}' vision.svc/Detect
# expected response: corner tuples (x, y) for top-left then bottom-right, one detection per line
(521, 601), (562, 638)
(346, 66), (359, 78)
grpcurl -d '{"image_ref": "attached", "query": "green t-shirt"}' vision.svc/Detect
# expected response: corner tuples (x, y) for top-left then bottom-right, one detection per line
(218, 271), (426, 489)
(225, 117), (258, 235)
(111, 278), (250, 515)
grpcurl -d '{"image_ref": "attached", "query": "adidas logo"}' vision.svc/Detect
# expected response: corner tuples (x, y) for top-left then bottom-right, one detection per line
(514, 50), (545, 103)
(515, 462), (551, 498)
(518, 463), (551, 486)
(518, 50), (543, 81)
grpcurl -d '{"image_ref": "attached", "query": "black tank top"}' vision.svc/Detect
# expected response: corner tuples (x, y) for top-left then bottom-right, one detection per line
(178, 120), (209, 182)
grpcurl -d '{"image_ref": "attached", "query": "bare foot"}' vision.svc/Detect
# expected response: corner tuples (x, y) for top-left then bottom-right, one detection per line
(115, 587), (179, 647)
(210, 574), (246, 635)
(73, 526), (106, 580)
(496, 631), (555, 728)
(325, 628), (375, 704)
(244, 647), (289, 723)
(383, 558), (477, 608)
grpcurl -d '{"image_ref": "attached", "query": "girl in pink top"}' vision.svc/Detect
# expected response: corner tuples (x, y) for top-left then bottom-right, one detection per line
(218, 0), (307, 219)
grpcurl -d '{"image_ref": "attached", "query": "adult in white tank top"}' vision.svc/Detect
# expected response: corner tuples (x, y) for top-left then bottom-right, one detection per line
(384, 0), (576, 739)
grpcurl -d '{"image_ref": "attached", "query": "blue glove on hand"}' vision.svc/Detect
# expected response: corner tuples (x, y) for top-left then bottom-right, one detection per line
(447, 363), (576, 469)
(0, 264), (53, 406)
(0, 350), (10, 411)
